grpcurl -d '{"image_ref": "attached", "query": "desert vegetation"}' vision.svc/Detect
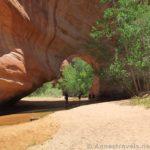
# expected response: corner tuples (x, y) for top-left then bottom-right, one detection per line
(91, 0), (150, 97)
(57, 58), (94, 101)
(29, 58), (94, 102)
(130, 93), (150, 108)
(29, 82), (62, 98)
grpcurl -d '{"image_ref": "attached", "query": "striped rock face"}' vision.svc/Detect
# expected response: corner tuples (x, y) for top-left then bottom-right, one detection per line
(0, 0), (107, 105)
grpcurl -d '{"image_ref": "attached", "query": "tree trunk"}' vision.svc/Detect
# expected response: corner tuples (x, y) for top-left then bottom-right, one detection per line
(130, 69), (139, 94)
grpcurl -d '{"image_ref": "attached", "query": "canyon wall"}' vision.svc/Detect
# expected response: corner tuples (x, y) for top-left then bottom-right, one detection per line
(0, 0), (108, 104)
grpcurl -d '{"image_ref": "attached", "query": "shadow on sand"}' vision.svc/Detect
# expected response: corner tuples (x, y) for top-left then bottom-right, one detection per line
(0, 99), (97, 116)
(0, 95), (129, 116)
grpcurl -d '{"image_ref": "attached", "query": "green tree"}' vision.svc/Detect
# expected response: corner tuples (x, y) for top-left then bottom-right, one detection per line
(91, 0), (150, 95)
(58, 58), (94, 98)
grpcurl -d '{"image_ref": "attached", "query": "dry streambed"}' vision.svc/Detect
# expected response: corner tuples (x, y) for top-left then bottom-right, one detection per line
(28, 101), (150, 150)
(1, 99), (150, 150)
(0, 112), (59, 150)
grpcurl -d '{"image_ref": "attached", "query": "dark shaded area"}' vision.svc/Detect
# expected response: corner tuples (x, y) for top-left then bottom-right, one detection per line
(99, 91), (131, 101)
(0, 99), (94, 116)
(0, 92), (130, 116)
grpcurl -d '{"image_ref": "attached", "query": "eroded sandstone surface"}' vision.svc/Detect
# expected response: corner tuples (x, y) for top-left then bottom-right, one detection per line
(0, 0), (107, 104)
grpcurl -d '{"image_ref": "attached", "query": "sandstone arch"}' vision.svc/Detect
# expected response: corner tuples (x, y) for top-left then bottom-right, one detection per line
(0, 0), (107, 105)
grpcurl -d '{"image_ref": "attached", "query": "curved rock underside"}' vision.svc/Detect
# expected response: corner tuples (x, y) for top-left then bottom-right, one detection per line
(0, 0), (109, 105)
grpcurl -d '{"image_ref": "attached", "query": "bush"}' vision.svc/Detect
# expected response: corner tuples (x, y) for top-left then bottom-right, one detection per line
(29, 82), (62, 97)
(57, 58), (94, 96)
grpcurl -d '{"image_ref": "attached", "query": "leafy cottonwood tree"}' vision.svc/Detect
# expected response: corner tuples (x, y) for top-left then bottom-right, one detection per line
(58, 58), (94, 100)
(91, 0), (150, 95)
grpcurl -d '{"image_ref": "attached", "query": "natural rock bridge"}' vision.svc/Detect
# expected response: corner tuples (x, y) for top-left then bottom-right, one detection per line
(0, 0), (110, 105)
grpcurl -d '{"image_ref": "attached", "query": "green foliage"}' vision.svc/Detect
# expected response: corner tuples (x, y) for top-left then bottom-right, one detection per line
(58, 58), (94, 96)
(108, 51), (128, 80)
(29, 82), (62, 97)
(91, 0), (150, 94)
(131, 95), (150, 109)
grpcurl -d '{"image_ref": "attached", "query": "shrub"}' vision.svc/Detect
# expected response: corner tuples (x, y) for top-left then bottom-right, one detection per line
(58, 58), (94, 96)
(29, 82), (62, 97)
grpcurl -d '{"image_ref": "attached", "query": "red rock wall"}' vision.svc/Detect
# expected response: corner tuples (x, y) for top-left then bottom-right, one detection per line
(0, 0), (107, 104)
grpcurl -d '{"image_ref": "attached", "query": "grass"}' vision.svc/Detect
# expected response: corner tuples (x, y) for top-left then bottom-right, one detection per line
(130, 95), (150, 109)
(29, 139), (38, 147)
